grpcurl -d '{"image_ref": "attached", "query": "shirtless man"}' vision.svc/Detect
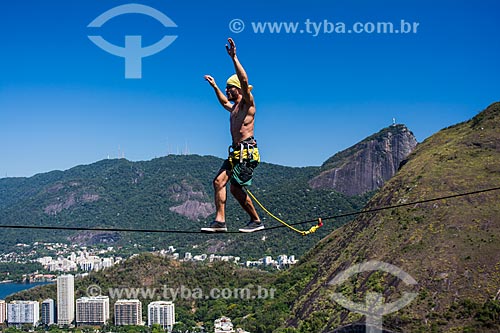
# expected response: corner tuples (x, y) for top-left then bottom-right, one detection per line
(201, 38), (263, 233)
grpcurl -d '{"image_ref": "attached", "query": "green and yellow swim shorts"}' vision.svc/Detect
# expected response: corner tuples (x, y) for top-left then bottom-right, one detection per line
(221, 137), (260, 187)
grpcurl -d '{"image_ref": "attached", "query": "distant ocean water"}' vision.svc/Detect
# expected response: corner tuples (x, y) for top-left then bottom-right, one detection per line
(0, 282), (53, 299)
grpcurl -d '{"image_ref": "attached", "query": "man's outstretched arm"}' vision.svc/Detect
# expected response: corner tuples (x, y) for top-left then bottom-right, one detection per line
(226, 38), (254, 106)
(204, 75), (232, 111)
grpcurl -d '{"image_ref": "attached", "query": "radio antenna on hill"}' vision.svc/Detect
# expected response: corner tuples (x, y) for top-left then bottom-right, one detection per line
(166, 138), (171, 156)
(183, 141), (190, 155)
(118, 145), (125, 159)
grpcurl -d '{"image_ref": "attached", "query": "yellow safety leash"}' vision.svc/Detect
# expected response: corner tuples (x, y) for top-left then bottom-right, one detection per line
(246, 189), (323, 236)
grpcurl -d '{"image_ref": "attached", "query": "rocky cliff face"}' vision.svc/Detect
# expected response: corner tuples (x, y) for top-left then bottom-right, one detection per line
(168, 179), (215, 220)
(309, 124), (417, 195)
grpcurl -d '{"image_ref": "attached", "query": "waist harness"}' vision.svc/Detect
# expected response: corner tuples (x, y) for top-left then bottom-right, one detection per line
(228, 137), (260, 186)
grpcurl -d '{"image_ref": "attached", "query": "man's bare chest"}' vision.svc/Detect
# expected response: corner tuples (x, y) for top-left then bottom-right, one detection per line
(230, 106), (248, 123)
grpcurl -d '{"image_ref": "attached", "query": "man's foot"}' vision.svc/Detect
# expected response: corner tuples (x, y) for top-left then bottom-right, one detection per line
(201, 221), (227, 233)
(239, 221), (264, 233)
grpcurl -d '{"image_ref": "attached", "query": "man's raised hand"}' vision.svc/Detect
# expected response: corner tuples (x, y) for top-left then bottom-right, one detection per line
(225, 38), (236, 58)
(204, 75), (216, 87)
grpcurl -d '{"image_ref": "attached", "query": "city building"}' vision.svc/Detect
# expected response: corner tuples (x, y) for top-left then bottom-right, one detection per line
(214, 316), (235, 333)
(263, 256), (274, 266)
(7, 301), (39, 327)
(33, 244), (121, 273)
(244, 254), (297, 269)
(76, 296), (110, 326)
(281, 255), (298, 267)
(57, 274), (75, 326)
(193, 254), (208, 261)
(0, 300), (6, 324)
(79, 256), (116, 272)
(41, 299), (56, 326)
(148, 301), (175, 332)
(114, 299), (143, 326)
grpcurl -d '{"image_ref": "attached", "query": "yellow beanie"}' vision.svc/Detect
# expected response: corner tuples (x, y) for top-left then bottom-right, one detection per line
(226, 74), (253, 91)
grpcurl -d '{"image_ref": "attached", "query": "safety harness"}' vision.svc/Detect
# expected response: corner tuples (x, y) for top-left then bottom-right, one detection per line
(228, 137), (260, 187)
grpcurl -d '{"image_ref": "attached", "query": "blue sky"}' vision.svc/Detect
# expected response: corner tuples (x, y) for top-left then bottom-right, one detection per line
(1, 0), (499, 178)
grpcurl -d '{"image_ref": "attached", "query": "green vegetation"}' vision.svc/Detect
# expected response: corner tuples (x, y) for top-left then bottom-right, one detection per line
(0, 262), (45, 282)
(0, 154), (370, 260)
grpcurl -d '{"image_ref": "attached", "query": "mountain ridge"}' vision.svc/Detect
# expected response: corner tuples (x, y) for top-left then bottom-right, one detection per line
(309, 124), (417, 195)
(0, 124), (416, 260)
(280, 102), (500, 332)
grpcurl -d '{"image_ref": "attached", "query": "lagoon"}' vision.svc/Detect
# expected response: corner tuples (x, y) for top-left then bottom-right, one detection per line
(0, 282), (52, 299)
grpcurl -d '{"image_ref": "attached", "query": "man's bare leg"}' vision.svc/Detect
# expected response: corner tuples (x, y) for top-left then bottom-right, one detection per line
(213, 169), (230, 222)
(201, 169), (230, 232)
(230, 183), (260, 222)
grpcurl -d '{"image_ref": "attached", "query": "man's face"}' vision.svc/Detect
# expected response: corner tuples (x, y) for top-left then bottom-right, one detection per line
(225, 85), (239, 101)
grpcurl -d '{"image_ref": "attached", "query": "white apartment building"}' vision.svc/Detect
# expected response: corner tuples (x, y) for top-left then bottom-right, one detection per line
(7, 301), (39, 327)
(148, 301), (175, 332)
(0, 300), (6, 324)
(37, 252), (119, 273)
(214, 316), (234, 333)
(114, 299), (143, 326)
(41, 299), (56, 326)
(277, 254), (297, 268)
(79, 256), (115, 272)
(193, 254), (208, 261)
(263, 256), (274, 266)
(57, 274), (75, 326)
(76, 296), (110, 326)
